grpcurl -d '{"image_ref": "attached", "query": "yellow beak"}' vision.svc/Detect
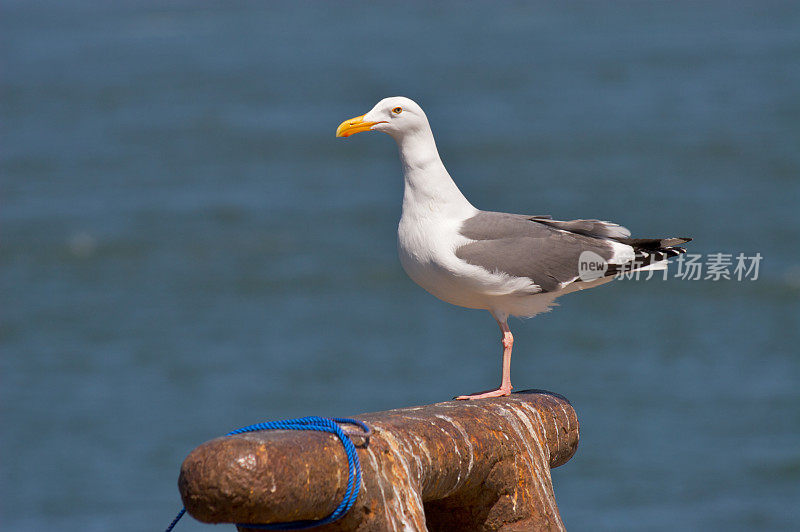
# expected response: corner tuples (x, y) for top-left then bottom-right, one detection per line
(336, 114), (385, 138)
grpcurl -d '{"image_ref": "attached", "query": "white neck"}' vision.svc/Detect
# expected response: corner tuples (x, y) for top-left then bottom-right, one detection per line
(394, 128), (475, 219)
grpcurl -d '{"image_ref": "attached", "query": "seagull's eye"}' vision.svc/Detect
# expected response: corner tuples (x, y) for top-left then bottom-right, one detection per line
(392, 107), (403, 115)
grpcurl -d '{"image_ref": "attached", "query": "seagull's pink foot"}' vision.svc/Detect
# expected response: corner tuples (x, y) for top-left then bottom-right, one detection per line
(455, 385), (513, 400)
(456, 317), (515, 400)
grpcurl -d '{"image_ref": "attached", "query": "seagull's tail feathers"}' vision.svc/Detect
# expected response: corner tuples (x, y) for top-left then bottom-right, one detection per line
(609, 237), (692, 274)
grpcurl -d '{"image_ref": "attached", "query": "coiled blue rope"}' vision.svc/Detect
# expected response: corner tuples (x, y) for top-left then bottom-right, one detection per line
(165, 416), (370, 531)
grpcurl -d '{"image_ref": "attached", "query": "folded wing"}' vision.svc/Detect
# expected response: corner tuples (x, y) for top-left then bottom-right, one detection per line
(456, 211), (690, 292)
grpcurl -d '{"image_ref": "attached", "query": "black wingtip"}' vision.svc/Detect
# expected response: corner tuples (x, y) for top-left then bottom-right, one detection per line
(661, 237), (692, 247)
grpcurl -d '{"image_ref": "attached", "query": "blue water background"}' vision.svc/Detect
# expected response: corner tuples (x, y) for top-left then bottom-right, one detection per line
(2, 2), (799, 530)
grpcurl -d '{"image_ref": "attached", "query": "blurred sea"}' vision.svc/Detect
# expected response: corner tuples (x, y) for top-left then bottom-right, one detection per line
(2, 1), (799, 531)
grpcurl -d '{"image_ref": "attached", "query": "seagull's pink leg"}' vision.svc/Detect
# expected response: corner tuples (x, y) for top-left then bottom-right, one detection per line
(456, 318), (514, 400)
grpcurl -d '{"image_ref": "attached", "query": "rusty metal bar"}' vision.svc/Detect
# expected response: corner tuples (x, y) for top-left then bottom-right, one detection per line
(178, 390), (579, 531)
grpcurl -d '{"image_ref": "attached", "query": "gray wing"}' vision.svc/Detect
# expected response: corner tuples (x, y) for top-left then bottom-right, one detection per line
(529, 216), (631, 239)
(456, 211), (624, 292)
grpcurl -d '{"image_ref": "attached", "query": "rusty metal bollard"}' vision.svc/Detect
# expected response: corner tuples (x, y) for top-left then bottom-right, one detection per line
(178, 390), (579, 531)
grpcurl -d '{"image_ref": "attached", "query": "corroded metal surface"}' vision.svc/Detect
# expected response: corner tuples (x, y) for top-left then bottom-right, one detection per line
(179, 390), (579, 531)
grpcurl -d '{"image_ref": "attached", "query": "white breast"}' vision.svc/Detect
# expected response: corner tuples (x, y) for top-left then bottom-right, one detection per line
(397, 206), (542, 311)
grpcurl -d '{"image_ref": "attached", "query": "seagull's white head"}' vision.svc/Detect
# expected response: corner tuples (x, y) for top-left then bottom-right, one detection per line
(336, 97), (430, 141)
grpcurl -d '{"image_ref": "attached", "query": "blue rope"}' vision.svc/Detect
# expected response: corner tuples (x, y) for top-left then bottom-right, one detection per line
(165, 416), (369, 531)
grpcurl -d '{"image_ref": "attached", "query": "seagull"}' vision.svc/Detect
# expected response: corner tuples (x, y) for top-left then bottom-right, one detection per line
(336, 97), (690, 400)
